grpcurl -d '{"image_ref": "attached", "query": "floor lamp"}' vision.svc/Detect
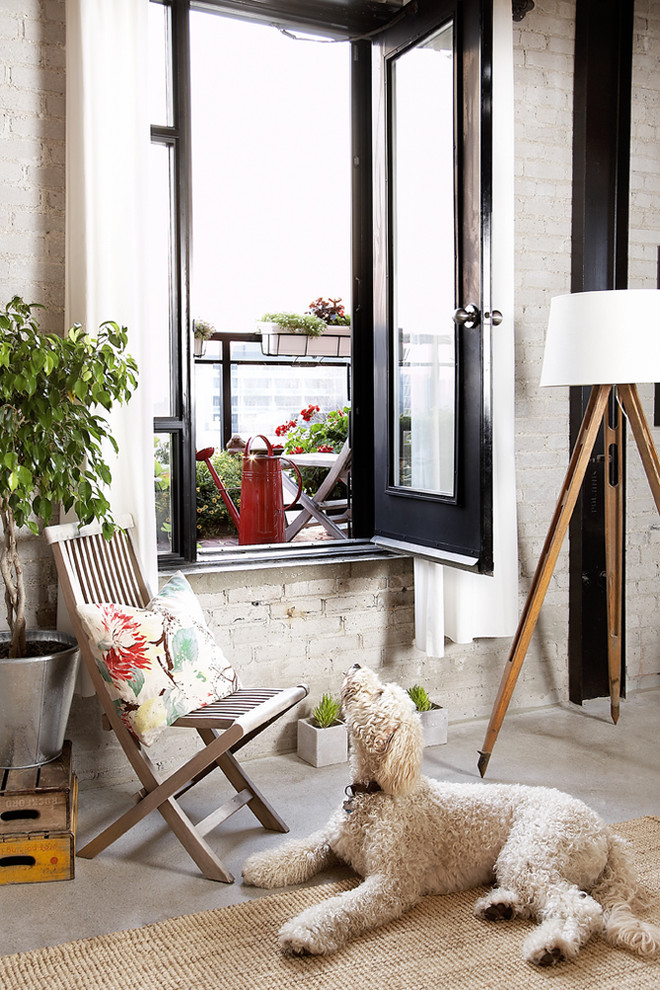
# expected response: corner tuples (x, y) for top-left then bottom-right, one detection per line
(478, 289), (660, 777)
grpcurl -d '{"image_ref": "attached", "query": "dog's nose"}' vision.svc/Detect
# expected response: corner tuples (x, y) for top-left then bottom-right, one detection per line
(344, 663), (361, 676)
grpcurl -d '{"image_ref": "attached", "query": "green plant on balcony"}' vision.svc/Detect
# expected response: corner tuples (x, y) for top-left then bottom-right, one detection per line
(259, 312), (327, 337)
(275, 404), (349, 498)
(195, 449), (243, 539)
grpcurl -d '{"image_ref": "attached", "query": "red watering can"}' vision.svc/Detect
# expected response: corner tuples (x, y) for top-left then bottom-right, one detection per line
(196, 435), (304, 545)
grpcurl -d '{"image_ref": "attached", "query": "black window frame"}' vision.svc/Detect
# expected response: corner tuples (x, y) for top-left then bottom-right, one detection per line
(152, 0), (491, 571)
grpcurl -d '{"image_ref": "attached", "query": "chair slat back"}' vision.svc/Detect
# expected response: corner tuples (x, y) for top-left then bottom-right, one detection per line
(45, 515), (151, 609)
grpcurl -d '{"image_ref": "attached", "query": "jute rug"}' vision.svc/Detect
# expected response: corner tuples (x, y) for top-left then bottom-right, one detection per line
(2, 818), (660, 990)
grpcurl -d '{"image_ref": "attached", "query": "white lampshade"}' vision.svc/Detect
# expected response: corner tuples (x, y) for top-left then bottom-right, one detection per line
(540, 289), (660, 387)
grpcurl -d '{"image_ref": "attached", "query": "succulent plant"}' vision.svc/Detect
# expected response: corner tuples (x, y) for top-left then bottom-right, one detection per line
(407, 685), (433, 712)
(312, 693), (342, 728)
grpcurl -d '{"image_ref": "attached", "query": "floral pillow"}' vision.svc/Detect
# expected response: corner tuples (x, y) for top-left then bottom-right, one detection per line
(77, 572), (240, 746)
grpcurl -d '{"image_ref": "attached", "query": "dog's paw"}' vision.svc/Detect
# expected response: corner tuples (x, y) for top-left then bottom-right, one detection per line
(523, 928), (575, 968)
(242, 851), (285, 889)
(474, 889), (521, 923)
(528, 945), (564, 967)
(278, 919), (339, 956)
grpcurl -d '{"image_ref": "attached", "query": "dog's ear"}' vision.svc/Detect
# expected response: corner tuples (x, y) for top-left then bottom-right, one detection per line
(374, 719), (423, 796)
(372, 728), (396, 754)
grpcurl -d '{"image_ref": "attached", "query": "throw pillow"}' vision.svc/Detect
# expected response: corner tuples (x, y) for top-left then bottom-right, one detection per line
(77, 571), (240, 746)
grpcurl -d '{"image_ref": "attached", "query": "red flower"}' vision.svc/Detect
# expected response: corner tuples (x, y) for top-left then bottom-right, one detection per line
(316, 444), (334, 453)
(300, 403), (320, 422)
(292, 446), (304, 454)
(275, 419), (297, 436)
(96, 605), (153, 682)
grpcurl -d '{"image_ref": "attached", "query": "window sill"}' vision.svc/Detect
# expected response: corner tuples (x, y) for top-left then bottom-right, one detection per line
(158, 538), (401, 577)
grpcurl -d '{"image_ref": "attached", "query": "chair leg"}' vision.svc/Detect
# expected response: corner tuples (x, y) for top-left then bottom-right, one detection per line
(78, 794), (235, 883)
(198, 728), (289, 833)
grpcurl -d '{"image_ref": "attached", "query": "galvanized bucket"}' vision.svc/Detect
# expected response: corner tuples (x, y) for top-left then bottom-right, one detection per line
(0, 631), (80, 769)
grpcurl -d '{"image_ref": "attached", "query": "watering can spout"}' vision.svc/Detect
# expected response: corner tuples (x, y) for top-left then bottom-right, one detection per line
(195, 447), (241, 529)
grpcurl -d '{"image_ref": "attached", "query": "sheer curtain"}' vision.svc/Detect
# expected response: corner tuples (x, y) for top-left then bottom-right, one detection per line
(65, 0), (157, 591)
(414, 0), (518, 655)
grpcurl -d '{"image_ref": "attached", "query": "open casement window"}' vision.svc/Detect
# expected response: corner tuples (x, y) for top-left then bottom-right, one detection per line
(149, 0), (494, 571)
(371, 0), (495, 573)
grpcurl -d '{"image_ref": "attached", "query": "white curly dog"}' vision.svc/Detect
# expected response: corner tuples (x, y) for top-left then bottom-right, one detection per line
(242, 664), (660, 966)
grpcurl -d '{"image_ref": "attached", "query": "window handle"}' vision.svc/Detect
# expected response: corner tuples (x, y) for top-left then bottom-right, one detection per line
(453, 304), (480, 329)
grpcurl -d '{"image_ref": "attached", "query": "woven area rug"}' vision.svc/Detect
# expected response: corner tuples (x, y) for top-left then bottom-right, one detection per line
(2, 818), (660, 990)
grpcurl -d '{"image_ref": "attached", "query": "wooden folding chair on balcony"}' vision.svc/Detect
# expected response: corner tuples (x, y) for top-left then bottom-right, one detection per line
(44, 515), (308, 882)
(283, 438), (352, 541)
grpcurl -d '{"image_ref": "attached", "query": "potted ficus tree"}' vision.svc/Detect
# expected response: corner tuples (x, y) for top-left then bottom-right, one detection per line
(297, 692), (348, 767)
(0, 296), (138, 768)
(408, 685), (448, 747)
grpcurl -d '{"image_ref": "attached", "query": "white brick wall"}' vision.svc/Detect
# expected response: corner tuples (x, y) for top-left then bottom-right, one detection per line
(626, 0), (660, 689)
(0, 1), (64, 637)
(3, 0), (659, 780)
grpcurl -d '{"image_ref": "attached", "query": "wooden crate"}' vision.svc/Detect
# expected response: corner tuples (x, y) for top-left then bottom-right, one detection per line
(0, 741), (77, 885)
(0, 740), (76, 834)
(0, 828), (75, 884)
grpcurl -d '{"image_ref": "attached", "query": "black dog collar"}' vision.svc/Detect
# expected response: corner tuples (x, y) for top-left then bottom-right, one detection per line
(343, 780), (382, 813)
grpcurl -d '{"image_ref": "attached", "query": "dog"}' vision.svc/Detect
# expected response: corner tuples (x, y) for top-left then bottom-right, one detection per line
(242, 664), (660, 966)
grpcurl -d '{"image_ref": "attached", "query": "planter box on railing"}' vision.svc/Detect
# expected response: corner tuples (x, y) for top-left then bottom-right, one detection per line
(258, 322), (351, 358)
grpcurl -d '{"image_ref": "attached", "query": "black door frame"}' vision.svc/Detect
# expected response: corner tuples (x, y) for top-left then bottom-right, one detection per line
(370, 0), (494, 573)
(569, 0), (634, 702)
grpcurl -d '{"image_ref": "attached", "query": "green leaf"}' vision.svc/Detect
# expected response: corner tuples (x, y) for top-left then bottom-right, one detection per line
(128, 668), (145, 697)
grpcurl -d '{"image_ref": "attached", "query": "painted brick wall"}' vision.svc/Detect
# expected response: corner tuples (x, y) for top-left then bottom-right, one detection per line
(626, 0), (660, 689)
(2, 0), (659, 781)
(0, 0), (65, 635)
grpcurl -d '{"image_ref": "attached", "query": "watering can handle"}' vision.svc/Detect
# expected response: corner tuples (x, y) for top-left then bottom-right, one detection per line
(281, 458), (304, 511)
(244, 435), (273, 457)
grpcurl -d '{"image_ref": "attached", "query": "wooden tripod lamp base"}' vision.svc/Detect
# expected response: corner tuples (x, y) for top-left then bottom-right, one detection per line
(478, 290), (660, 777)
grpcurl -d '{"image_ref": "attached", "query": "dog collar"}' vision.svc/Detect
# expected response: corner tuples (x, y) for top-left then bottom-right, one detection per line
(343, 780), (382, 813)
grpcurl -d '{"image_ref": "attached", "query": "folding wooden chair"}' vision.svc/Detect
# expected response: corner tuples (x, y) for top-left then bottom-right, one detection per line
(45, 515), (308, 882)
(283, 438), (352, 541)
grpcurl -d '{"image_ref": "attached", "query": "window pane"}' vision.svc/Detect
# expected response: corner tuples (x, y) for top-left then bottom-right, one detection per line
(195, 352), (349, 449)
(154, 434), (173, 552)
(148, 141), (175, 417)
(391, 23), (456, 496)
(189, 12), (351, 331)
(149, 1), (173, 127)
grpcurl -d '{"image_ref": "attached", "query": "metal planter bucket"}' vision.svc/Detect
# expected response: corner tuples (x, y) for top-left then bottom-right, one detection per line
(0, 631), (80, 769)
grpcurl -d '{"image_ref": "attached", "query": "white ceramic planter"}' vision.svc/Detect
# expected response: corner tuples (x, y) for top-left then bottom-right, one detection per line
(297, 717), (348, 767)
(418, 704), (448, 747)
(258, 322), (351, 358)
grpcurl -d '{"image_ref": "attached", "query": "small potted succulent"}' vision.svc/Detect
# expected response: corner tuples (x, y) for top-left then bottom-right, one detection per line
(407, 685), (448, 747)
(259, 297), (351, 358)
(193, 318), (216, 357)
(297, 692), (348, 767)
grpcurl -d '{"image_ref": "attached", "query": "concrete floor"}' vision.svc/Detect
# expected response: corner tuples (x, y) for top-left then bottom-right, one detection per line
(1, 688), (659, 957)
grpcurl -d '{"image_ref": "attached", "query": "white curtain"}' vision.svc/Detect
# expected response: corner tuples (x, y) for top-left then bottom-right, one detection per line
(65, 0), (157, 590)
(414, 0), (518, 655)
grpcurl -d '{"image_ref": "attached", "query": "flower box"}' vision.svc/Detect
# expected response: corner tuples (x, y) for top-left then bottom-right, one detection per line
(258, 322), (351, 358)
